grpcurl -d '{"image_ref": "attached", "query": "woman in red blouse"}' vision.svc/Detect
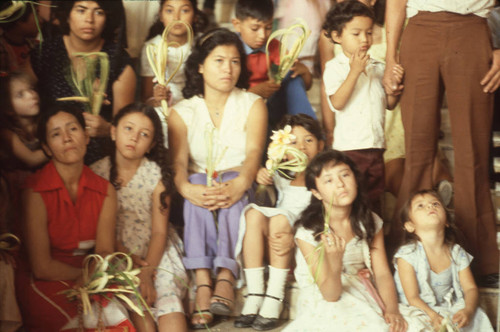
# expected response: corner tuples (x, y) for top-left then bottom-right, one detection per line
(15, 104), (116, 332)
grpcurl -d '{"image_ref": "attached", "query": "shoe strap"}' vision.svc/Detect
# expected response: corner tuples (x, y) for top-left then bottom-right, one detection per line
(265, 294), (284, 303)
(216, 278), (234, 288)
(197, 284), (213, 291)
(244, 293), (265, 299)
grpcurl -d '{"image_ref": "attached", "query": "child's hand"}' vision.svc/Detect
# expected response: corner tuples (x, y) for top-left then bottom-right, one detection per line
(383, 62), (404, 96)
(322, 232), (345, 260)
(429, 311), (443, 331)
(153, 84), (172, 106)
(452, 308), (473, 328)
(138, 270), (157, 306)
(248, 80), (281, 99)
(290, 60), (309, 78)
(384, 312), (408, 332)
(82, 113), (111, 137)
(256, 167), (274, 185)
(349, 48), (370, 75)
(269, 231), (294, 256)
(131, 254), (149, 269)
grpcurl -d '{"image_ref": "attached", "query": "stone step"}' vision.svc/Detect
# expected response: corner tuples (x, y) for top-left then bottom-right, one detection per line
(202, 282), (498, 331)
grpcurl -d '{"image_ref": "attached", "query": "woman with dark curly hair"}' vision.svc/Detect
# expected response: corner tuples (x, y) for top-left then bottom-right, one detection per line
(168, 28), (266, 328)
(29, 0), (136, 164)
(91, 103), (188, 332)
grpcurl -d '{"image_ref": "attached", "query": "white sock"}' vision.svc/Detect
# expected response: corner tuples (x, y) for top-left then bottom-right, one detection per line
(241, 266), (265, 316)
(259, 265), (289, 319)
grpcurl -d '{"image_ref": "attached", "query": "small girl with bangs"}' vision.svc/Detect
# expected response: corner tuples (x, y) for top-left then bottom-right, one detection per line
(91, 103), (188, 332)
(394, 190), (493, 331)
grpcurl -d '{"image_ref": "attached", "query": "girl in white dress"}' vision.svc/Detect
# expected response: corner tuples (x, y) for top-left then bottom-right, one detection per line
(91, 103), (188, 332)
(234, 114), (325, 330)
(394, 189), (494, 331)
(286, 149), (420, 332)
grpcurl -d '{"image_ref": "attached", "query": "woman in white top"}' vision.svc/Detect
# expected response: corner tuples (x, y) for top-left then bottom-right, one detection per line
(168, 28), (267, 328)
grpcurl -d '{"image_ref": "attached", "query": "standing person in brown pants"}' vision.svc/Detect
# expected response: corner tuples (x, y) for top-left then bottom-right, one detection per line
(383, 0), (500, 287)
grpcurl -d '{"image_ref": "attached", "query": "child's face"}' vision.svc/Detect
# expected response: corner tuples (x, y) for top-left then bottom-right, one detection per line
(331, 16), (373, 58)
(43, 111), (89, 164)
(312, 162), (357, 209)
(68, 1), (106, 41)
(289, 126), (323, 162)
(405, 194), (447, 235)
(199, 45), (241, 94)
(10, 78), (39, 118)
(232, 17), (273, 50)
(160, 0), (194, 37)
(111, 112), (155, 161)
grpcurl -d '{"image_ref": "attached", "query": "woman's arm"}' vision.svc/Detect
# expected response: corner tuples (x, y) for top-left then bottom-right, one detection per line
(23, 189), (82, 281)
(453, 266), (478, 328)
(112, 65), (137, 115)
(168, 109), (218, 209)
(141, 76), (155, 104)
(2, 130), (48, 168)
(217, 98), (267, 207)
(371, 230), (408, 332)
(94, 183), (116, 258)
(296, 234), (344, 302)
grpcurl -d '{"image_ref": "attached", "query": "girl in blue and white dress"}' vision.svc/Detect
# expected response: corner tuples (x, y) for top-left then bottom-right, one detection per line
(234, 114), (325, 330)
(91, 103), (188, 332)
(394, 189), (493, 332)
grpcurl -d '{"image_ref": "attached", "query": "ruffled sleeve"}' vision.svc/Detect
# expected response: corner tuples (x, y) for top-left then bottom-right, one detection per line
(451, 244), (473, 272)
(295, 226), (318, 247)
(90, 157), (111, 181)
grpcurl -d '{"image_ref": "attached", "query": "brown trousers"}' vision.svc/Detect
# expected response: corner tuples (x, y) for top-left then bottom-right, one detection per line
(395, 11), (498, 275)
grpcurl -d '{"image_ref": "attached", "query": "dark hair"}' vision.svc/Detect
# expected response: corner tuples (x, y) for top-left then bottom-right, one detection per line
(399, 189), (462, 247)
(322, 0), (375, 42)
(54, 0), (124, 41)
(37, 102), (86, 145)
(276, 113), (326, 143)
(109, 103), (174, 211)
(235, 0), (274, 22)
(294, 149), (376, 245)
(182, 28), (249, 98)
(0, 1), (36, 31)
(0, 71), (38, 142)
(372, 0), (385, 26)
(146, 0), (208, 40)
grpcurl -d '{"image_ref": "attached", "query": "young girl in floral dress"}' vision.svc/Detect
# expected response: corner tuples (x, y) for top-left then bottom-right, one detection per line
(91, 103), (188, 332)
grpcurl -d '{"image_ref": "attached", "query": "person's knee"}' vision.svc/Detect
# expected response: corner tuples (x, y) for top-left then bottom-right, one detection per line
(245, 209), (263, 226)
(269, 215), (291, 234)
